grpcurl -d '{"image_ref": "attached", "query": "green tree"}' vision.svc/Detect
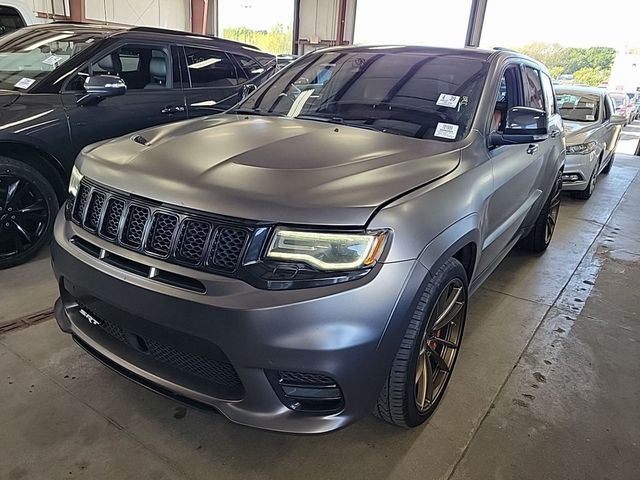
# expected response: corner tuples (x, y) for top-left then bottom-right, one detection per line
(222, 23), (292, 54)
(573, 67), (610, 86)
(514, 43), (617, 78)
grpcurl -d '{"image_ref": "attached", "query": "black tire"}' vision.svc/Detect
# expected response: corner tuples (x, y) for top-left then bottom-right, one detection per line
(374, 258), (468, 427)
(571, 157), (600, 200)
(518, 171), (562, 253)
(602, 152), (615, 174)
(0, 157), (59, 269)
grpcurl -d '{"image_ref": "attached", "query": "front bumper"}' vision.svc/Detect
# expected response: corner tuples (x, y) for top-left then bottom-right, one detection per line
(51, 212), (423, 433)
(562, 151), (598, 191)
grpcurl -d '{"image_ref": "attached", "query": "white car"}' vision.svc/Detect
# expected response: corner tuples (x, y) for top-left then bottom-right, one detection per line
(556, 85), (626, 199)
(0, 0), (36, 36)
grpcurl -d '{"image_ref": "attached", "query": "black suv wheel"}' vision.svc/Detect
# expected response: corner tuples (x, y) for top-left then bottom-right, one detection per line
(0, 157), (58, 269)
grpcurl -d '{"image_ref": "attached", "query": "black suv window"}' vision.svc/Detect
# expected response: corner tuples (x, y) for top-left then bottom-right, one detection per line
(523, 66), (544, 109)
(0, 6), (24, 36)
(232, 54), (265, 82)
(184, 47), (238, 88)
(67, 45), (170, 91)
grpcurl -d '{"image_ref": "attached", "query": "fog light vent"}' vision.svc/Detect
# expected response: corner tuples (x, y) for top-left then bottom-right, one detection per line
(268, 370), (344, 414)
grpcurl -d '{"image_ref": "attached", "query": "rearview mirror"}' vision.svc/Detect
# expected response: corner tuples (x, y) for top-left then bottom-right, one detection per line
(491, 107), (549, 146)
(77, 75), (127, 106)
(610, 114), (627, 125)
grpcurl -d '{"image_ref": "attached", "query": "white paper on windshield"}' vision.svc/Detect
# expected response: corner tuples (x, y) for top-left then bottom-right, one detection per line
(436, 94), (460, 108)
(14, 78), (36, 89)
(586, 114), (595, 121)
(42, 55), (63, 66)
(434, 122), (459, 139)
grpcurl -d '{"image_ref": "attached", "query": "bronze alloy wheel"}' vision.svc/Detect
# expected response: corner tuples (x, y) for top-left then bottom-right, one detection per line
(414, 278), (465, 412)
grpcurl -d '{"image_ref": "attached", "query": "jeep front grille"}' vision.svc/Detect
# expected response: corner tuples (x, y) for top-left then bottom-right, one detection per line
(71, 179), (251, 275)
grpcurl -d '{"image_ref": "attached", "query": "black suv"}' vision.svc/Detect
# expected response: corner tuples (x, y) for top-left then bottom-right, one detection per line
(0, 22), (275, 268)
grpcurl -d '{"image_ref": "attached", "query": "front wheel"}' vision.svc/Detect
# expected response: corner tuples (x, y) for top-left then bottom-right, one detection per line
(0, 157), (59, 269)
(602, 153), (615, 174)
(572, 157), (600, 200)
(518, 171), (562, 253)
(374, 258), (468, 427)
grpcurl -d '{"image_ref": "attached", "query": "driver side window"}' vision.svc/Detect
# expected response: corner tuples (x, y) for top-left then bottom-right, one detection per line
(492, 65), (520, 133)
(66, 45), (170, 92)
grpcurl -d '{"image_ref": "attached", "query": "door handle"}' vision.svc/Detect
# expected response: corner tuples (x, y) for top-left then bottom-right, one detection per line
(550, 130), (561, 138)
(161, 105), (186, 114)
(527, 144), (539, 155)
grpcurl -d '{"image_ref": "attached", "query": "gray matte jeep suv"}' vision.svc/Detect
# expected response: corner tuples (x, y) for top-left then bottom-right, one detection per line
(52, 46), (565, 433)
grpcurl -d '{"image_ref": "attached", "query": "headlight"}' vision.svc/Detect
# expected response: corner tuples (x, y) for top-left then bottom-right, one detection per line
(266, 228), (388, 271)
(68, 166), (83, 196)
(566, 142), (597, 155)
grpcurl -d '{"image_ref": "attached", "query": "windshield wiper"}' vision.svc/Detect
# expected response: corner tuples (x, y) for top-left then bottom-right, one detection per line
(233, 107), (284, 117)
(296, 114), (389, 134)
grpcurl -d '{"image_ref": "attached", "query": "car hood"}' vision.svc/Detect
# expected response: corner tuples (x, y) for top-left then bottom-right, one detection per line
(563, 120), (599, 145)
(78, 115), (461, 226)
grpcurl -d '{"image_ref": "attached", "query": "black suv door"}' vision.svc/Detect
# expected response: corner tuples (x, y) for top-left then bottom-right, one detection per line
(178, 46), (243, 117)
(61, 42), (188, 155)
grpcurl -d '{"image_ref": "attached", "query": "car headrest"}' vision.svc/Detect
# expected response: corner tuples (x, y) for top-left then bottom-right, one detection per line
(150, 57), (167, 78)
(97, 53), (122, 73)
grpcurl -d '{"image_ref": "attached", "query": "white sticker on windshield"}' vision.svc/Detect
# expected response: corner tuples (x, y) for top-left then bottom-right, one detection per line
(434, 122), (459, 139)
(42, 54), (63, 66)
(14, 78), (36, 89)
(586, 114), (595, 121)
(436, 94), (460, 108)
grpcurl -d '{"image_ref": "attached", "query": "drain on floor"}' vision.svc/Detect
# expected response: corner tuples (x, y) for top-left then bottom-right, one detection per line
(0, 309), (54, 334)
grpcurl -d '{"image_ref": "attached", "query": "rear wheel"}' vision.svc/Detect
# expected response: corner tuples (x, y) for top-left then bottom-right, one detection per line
(0, 157), (59, 269)
(518, 171), (562, 253)
(374, 258), (468, 427)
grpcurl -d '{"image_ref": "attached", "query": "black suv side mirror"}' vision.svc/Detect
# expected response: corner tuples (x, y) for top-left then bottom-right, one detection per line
(242, 83), (257, 98)
(77, 75), (127, 106)
(491, 106), (549, 146)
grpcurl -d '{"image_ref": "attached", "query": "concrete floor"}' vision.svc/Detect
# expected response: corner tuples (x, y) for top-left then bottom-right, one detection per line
(1, 149), (639, 479)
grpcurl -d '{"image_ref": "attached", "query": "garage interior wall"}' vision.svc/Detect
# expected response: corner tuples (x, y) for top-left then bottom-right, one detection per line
(25, 0), (69, 17)
(83, 0), (190, 30)
(296, 0), (356, 54)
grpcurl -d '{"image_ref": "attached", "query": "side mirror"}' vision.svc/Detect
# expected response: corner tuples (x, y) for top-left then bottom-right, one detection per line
(610, 114), (627, 125)
(491, 106), (549, 146)
(77, 75), (126, 106)
(242, 83), (257, 98)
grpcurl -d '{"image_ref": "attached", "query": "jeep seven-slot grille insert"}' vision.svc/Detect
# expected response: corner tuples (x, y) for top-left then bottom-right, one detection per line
(71, 181), (251, 274)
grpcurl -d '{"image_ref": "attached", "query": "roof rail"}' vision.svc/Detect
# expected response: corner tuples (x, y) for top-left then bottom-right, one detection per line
(493, 47), (518, 53)
(128, 26), (260, 50)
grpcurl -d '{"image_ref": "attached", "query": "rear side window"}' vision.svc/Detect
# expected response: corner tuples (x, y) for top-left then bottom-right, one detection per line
(184, 47), (238, 88)
(0, 7), (25, 36)
(523, 66), (544, 109)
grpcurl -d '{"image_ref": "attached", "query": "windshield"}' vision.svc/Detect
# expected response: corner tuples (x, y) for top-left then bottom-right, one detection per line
(0, 28), (107, 91)
(237, 50), (488, 141)
(556, 92), (600, 122)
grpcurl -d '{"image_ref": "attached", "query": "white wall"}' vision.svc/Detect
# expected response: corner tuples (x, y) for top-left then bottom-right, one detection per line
(23, 0), (69, 16)
(85, 0), (190, 31)
(297, 0), (356, 55)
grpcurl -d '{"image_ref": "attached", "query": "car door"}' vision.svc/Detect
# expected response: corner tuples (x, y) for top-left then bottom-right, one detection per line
(61, 42), (188, 158)
(179, 45), (243, 118)
(479, 63), (551, 274)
